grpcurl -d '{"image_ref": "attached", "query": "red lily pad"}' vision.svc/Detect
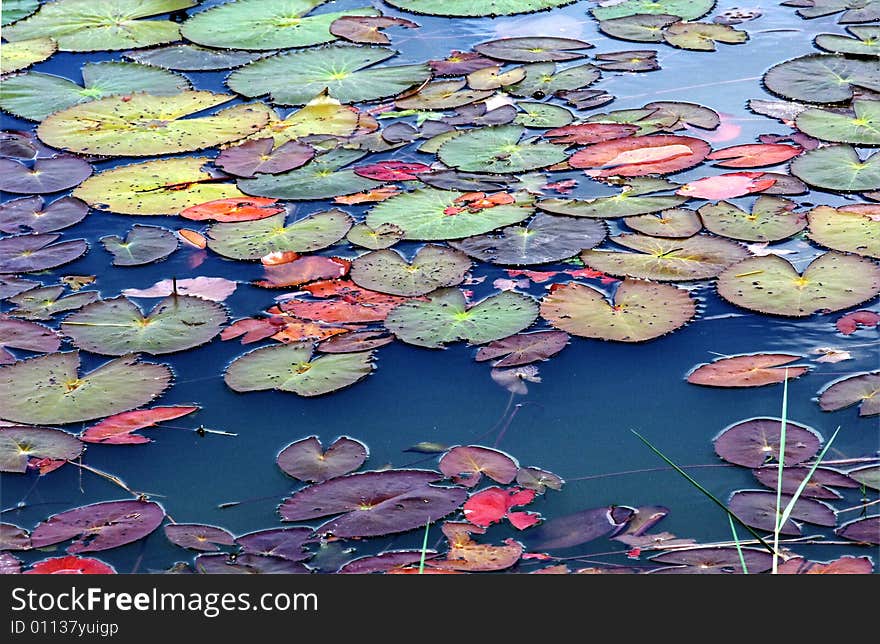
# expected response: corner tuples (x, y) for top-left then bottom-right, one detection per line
(463, 486), (541, 530)
(276, 436), (368, 483)
(707, 143), (802, 168)
(221, 317), (286, 344)
(569, 134), (710, 177)
(0, 156), (92, 194)
(0, 196), (89, 234)
(236, 527), (315, 562)
(254, 256), (350, 289)
(677, 172), (777, 199)
(836, 517), (880, 545)
(180, 196), (284, 222)
(354, 161), (432, 181)
(279, 279), (410, 323)
(164, 524), (235, 552)
(0, 234), (88, 274)
(214, 138), (315, 178)
(777, 556), (874, 575)
(836, 310), (880, 335)
(0, 426), (83, 474)
(648, 547), (773, 574)
(439, 445), (519, 487)
(752, 465), (859, 499)
(24, 555), (116, 575)
(686, 353), (810, 387)
(475, 331), (569, 367)
(0, 318), (61, 364)
(713, 417), (822, 467)
(818, 372), (880, 417)
(80, 406), (199, 445)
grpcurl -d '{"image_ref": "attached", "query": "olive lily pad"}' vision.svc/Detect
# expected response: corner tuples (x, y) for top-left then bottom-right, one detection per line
(795, 100), (880, 145)
(0, 352), (172, 425)
(277, 436), (368, 482)
(0, 426), (82, 474)
(350, 245), (471, 297)
(0, 196), (89, 235)
(38, 91), (271, 157)
(814, 25), (880, 56)
(791, 145), (880, 192)
(124, 44), (268, 71)
(181, 0), (377, 50)
(384, 288), (539, 349)
(62, 295), (228, 356)
(0, 318), (61, 364)
(101, 225), (178, 266)
(784, 0), (880, 23)
(540, 279), (696, 342)
(475, 331), (569, 367)
(0, 37), (57, 75)
(384, 0), (577, 16)
(698, 197), (805, 242)
(848, 464), (880, 490)
(818, 372), (879, 416)
(346, 222), (405, 250)
(727, 490), (836, 535)
(591, 0), (715, 21)
(0, 234), (88, 274)
(716, 251), (880, 317)
(597, 14), (681, 43)
(663, 21), (748, 50)
(624, 208), (702, 238)
(687, 353), (810, 387)
(763, 54), (880, 103)
(395, 80), (493, 110)
(7, 287), (99, 321)
(245, 92), (362, 147)
(438, 125), (568, 174)
(474, 37), (593, 62)
(713, 417), (822, 467)
(224, 342), (374, 397)
(207, 210), (352, 260)
(807, 205), (880, 258)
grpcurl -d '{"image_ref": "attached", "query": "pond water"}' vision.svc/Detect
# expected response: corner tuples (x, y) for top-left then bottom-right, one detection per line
(1, 0), (878, 574)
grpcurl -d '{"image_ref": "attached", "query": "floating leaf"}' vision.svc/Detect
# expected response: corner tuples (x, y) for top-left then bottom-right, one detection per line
(164, 524), (235, 552)
(515, 102), (575, 128)
(791, 145), (880, 192)
(784, 0), (880, 24)
(277, 436), (368, 482)
(463, 487), (540, 530)
(662, 21), (748, 50)
(540, 279), (696, 342)
(336, 187), (401, 206)
(712, 417), (822, 467)
(848, 464), (880, 491)
(0, 426), (82, 474)
(0, 196), (88, 235)
(0, 234), (88, 274)
(818, 372), (879, 417)
(763, 54), (880, 103)
(122, 277), (237, 302)
(0, 318), (61, 364)
(354, 161), (432, 182)
(194, 552), (310, 574)
(592, 0), (715, 21)
(648, 547), (772, 574)
(597, 14), (680, 42)
(538, 178), (688, 219)
(521, 506), (634, 550)
(7, 287), (99, 321)
(474, 37), (593, 62)
(279, 470), (467, 538)
(0, 37), (57, 75)
(438, 125), (568, 174)
(101, 225), (177, 267)
(0, 156), (92, 195)
(384, 288), (539, 349)
(347, 222), (405, 250)
(836, 516), (880, 544)
(318, 330), (394, 353)
(508, 62), (600, 98)
(814, 25), (880, 55)
(569, 134), (709, 178)
(338, 551), (432, 574)
(807, 205), (880, 258)
(62, 295), (227, 356)
(124, 44), (267, 71)
(384, 0), (577, 17)
(80, 405), (198, 445)
(752, 465), (858, 500)
(727, 490), (836, 535)
(428, 523), (523, 572)
(394, 79), (493, 110)
(350, 245), (471, 297)
(475, 331), (568, 367)
(2, 0), (39, 26)
(778, 555), (874, 574)
(31, 499), (165, 553)
(707, 143), (801, 169)
(439, 445), (519, 487)
(593, 50), (659, 72)
(698, 197), (805, 242)
(236, 527), (314, 561)
(795, 100), (880, 146)
(256, 256), (350, 288)
(836, 309), (880, 335)
(716, 251), (880, 317)
(24, 555), (115, 575)
(677, 171), (777, 200)
(624, 208), (702, 238)
(330, 15), (418, 45)
(224, 342), (374, 397)
(687, 353), (809, 387)
(516, 466), (565, 493)
(180, 197), (284, 223)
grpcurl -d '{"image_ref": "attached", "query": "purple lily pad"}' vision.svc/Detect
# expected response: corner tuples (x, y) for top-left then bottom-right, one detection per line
(276, 436), (368, 483)
(818, 372), (880, 417)
(0, 277), (40, 299)
(317, 330), (394, 353)
(164, 524), (235, 552)
(727, 490), (837, 535)
(0, 196), (89, 234)
(0, 157), (92, 194)
(713, 417), (822, 467)
(338, 550), (436, 574)
(0, 524), (31, 551)
(0, 426), (82, 474)
(648, 547), (773, 574)
(438, 445), (519, 487)
(475, 331), (569, 367)
(0, 552), (21, 574)
(515, 466), (565, 493)
(836, 516), (880, 545)
(215, 138), (315, 178)
(0, 234), (88, 274)
(194, 553), (310, 574)
(30, 500), (165, 553)
(522, 505), (635, 550)
(752, 465), (859, 499)
(235, 527), (315, 562)
(279, 470), (467, 539)
(0, 318), (61, 364)
(0, 130), (58, 159)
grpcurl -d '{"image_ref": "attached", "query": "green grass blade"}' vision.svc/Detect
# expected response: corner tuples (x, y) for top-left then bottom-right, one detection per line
(772, 369), (790, 573)
(418, 520), (430, 574)
(779, 425), (841, 531)
(727, 513), (748, 574)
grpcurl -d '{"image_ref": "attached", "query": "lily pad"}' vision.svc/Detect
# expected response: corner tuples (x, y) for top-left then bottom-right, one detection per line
(124, 44), (268, 71)
(727, 490), (836, 535)
(663, 21), (748, 50)
(784, 0), (880, 23)
(438, 445), (519, 487)
(207, 210), (352, 260)
(246, 92), (362, 147)
(195, 552), (310, 574)
(514, 103), (575, 128)
(30, 499), (165, 553)
(395, 80), (493, 110)
(279, 470), (467, 538)
(438, 125), (568, 174)
(475, 331), (568, 367)
(0, 234), (88, 274)
(318, 330), (394, 353)
(818, 372), (879, 416)
(215, 138), (315, 178)
(807, 205), (880, 258)
(581, 233), (749, 281)
(0, 62), (190, 121)
(224, 342), (374, 397)
(625, 208), (702, 238)
(597, 14), (681, 42)
(449, 213), (606, 265)
(713, 417), (822, 467)
(763, 54), (880, 103)
(366, 188), (533, 241)
(101, 225), (177, 266)
(277, 436), (368, 482)
(0, 426), (82, 474)
(687, 353), (809, 387)
(716, 251), (880, 317)
(540, 279), (696, 342)
(698, 197), (805, 242)
(836, 516), (880, 544)
(236, 527), (315, 561)
(592, 0), (715, 21)
(62, 295), (227, 356)
(7, 287), (99, 321)
(227, 43), (431, 106)
(330, 15), (418, 45)
(181, 0), (377, 50)
(0, 156), (93, 194)
(346, 222), (405, 250)
(648, 547), (772, 574)
(569, 134), (710, 178)
(0, 318), (61, 364)
(508, 62), (600, 98)
(848, 464), (880, 491)
(350, 245), (471, 297)
(791, 145), (880, 192)
(814, 25), (880, 56)
(753, 465), (858, 500)
(474, 37), (593, 62)
(0, 196), (89, 234)
(384, 288), (539, 349)
(164, 524), (235, 552)
(0, 37), (57, 75)
(3, 0), (196, 51)
(2, 0), (39, 26)
(796, 100), (880, 145)
(38, 91), (271, 157)
(74, 157), (246, 216)
(538, 178), (689, 218)
(383, 0), (577, 16)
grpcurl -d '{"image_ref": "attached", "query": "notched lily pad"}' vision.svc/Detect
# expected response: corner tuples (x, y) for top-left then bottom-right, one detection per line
(0, 196), (89, 235)
(807, 205), (880, 258)
(698, 197), (805, 242)
(350, 245), (471, 297)
(0, 156), (92, 194)
(764, 54), (880, 103)
(0, 318), (61, 364)
(277, 436), (368, 483)
(625, 208), (702, 238)
(818, 372), (879, 417)
(164, 524), (235, 552)
(438, 125), (569, 174)
(101, 225), (177, 266)
(438, 445), (519, 487)
(0, 234), (88, 274)
(475, 331), (569, 367)
(687, 353), (810, 387)
(474, 37), (593, 62)
(791, 145), (880, 192)
(0, 426), (82, 474)
(727, 490), (836, 535)
(713, 417), (822, 467)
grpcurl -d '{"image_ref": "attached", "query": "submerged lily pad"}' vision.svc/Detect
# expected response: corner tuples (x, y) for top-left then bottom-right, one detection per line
(0, 196), (89, 235)
(818, 372), (879, 417)
(540, 279), (696, 342)
(384, 288), (539, 349)
(277, 436), (368, 483)
(225, 342), (374, 397)
(101, 225), (177, 266)
(713, 417), (822, 467)
(62, 295), (228, 356)
(0, 37), (57, 75)
(716, 251), (880, 317)
(384, 0), (577, 16)
(698, 197), (805, 242)
(438, 125), (568, 174)
(0, 426), (83, 474)
(687, 353), (809, 387)
(350, 245), (471, 297)
(0, 234), (88, 274)
(807, 205), (880, 258)
(763, 54), (880, 103)
(0, 156), (93, 195)
(0, 352), (171, 425)
(727, 490), (836, 535)
(475, 331), (569, 367)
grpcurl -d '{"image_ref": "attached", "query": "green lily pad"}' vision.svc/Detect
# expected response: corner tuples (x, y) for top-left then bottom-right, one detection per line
(225, 342), (374, 397)
(807, 205), (880, 258)
(238, 148), (382, 201)
(350, 245), (471, 296)
(0, 62), (190, 122)
(366, 188), (533, 241)
(384, 288), (539, 349)
(7, 287), (99, 321)
(540, 279), (696, 342)
(2, 0), (39, 26)
(508, 62), (601, 98)
(449, 213), (606, 265)
(38, 91), (271, 157)
(474, 37), (593, 62)
(581, 233), (749, 281)
(0, 426), (83, 474)
(514, 102), (575, 128)
(0, 38), (57, 75)
(181, 0), (377, 50)
(624, 208), (702, 238)
(784, 0), (880, 23)
(3, 0), (196, 52)
(818, 371), (879, 417)
(717, 251), (880, 316)
(790, 145), (880, 192)
(0, 352), (172, 425)
(763, 54), (880, 103)
(597, 14), (680, 42)
(814, 26), (880, 56)
(538, 179), (689, 219)
(74, 157), (246, 216)
(663, 21), (748, 50)
(100, 225), (178, 266)
(207, 209), (353, 260)
(227, 43), (431, 106)
(245, 92), (362, 147)
(438, 125), (568, 174)
(698, 196), (806, 242)
(383, 0), (577, 16)
(61, 295), (227, 356)
(592, 0), (715, 21)
(346, 222), (405, 250)
(124, 44), (269, 71)
(795, 100), (880, 145)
